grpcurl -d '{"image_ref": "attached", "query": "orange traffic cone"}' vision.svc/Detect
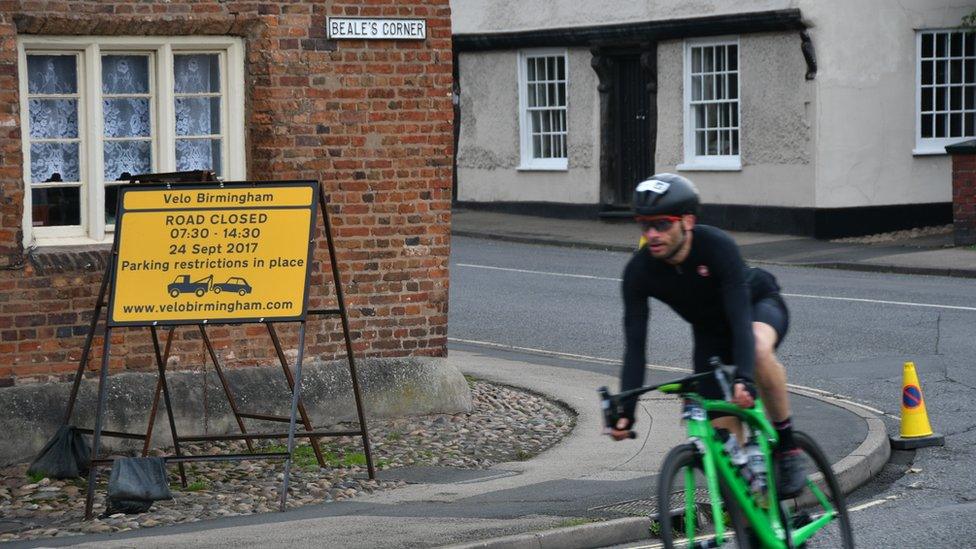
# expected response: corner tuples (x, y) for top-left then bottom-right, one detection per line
(890, 362), (944, 450)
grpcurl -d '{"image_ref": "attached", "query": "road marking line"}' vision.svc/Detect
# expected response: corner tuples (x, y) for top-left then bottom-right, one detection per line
(448, 338), (891, 418)
(455, 263), (976, 312)
(455, 263), (621, 282)
(783, 293), (976, 312)
(448, 337), (689, 373)
(848, 495), (898, 512)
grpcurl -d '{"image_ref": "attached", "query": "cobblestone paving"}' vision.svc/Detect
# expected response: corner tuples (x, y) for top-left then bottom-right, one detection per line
(0, 379), (575, 542)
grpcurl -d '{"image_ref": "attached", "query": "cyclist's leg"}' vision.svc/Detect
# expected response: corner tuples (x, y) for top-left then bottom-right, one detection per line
(752, 295), (806, 495)
(751, 294), (791, 422)
(753, 321), (790, 422)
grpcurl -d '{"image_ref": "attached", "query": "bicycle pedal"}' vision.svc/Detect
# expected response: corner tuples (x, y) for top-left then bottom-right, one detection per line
(791, 510), (813, 528)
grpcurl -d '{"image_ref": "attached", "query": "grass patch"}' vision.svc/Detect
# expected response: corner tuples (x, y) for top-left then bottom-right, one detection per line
(557, 517), (595, 528)
(262, 444), (377, 470)
(26, 471), (46, 484)
(649, 520), (662, 536)
(514, 449), (533, 461)
(185, 480), (209, 492)
(385, 431), (402, 441)
(264, 444), (324, 470)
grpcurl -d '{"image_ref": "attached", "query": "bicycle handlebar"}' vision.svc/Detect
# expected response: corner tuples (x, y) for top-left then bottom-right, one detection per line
(599, 358), (738, 439)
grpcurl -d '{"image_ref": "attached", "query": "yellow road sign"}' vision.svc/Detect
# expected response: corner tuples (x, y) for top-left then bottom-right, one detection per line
(108, 182), (318, 325)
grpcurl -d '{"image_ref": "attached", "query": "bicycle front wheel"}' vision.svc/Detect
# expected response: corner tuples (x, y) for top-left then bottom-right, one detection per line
(658, 443), (752, 549)
(780, 431), (855, 548)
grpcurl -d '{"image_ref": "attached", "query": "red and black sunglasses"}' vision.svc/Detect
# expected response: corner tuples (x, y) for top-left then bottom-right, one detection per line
(636, 215), (682, 233)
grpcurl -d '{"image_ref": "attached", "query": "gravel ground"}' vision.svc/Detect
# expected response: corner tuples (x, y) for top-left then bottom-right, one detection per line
(829, 224), (953, 244)
(0, 379), (575, 543)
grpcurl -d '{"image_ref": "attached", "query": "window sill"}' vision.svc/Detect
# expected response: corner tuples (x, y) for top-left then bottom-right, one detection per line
(676, 160), (742, 172)
(516, 166), (569, 172)
(27, 243), (113, 275)
(912, 148), (948, 156)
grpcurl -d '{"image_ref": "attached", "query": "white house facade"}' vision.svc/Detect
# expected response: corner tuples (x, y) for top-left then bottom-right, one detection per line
(451, 1), (974, 237)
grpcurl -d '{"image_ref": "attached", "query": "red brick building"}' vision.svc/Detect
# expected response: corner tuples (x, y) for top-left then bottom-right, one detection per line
(0, 1), (454, 387)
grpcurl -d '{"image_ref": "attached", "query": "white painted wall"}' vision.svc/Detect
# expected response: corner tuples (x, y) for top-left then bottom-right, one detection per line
(798, 0), (970, 208)
(456, 48), (600, 203)
(451, 0), (794, 34)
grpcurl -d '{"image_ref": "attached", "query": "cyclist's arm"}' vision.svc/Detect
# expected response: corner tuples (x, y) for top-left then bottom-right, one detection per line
(621, 258), (649, 421)
(712, 236), (756, 383)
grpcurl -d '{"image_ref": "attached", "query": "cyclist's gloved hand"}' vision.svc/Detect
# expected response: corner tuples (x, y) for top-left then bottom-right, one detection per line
(609, 396), (637, 441)
(731, 378), (757, 409)
(609, 417), (635, 441)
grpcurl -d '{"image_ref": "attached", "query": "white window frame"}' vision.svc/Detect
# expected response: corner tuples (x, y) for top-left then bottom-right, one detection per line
(914, 29), (976, 155)
(678, 37), (742, 172)
(517, 48), (569, 171)
(18, 35), (246, 247)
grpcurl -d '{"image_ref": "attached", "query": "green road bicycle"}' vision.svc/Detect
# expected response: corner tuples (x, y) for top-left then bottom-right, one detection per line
(599, 364), (854, 548)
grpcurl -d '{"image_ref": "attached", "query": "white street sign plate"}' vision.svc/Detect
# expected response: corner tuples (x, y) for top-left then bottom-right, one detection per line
(327, 18), (427, 40)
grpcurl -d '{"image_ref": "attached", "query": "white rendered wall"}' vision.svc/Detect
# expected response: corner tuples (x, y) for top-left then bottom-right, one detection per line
(451, 0), (794, 34)
(800, 0), (969, 207)
(456, 49), (600, 203)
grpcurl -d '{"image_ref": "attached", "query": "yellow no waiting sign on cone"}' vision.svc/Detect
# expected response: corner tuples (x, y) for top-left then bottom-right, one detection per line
(891, 361), (944, 450)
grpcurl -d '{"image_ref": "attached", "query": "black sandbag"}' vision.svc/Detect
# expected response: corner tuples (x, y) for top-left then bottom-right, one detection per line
(27, 425), (91, 479)
(105, 457), (172, 515)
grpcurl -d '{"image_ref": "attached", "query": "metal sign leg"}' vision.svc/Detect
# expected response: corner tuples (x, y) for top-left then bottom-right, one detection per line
(150, 326), (187, 487)
(319, 191), (376, 480)
(267, 322), (326, 468)
(199, 325), (255, 452)
(279, 321), (308, 511)
(142, 326), (175, 456)
(63, 260), (113, 425)
(84, 328), (114, 520)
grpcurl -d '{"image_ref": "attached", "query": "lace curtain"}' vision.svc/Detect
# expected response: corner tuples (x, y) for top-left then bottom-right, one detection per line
(27, 56), (79, 184)
(174, 54), (221, 173)
(27, 55), (81, 225)
(102, 55), (151, 181)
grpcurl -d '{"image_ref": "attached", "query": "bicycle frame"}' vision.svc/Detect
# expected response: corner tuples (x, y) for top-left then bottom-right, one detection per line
(666, 384), (839, 548)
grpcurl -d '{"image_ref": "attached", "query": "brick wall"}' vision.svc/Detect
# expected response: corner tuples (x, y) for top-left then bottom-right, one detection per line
(0, 1), (453, 386)
(949, 142), (976, 246)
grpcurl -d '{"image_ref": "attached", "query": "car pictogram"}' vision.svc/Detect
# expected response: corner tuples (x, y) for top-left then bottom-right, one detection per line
(212, 277), (253, 296)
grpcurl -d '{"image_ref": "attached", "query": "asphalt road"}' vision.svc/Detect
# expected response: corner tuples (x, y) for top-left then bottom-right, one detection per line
(449, 235), (976, 548)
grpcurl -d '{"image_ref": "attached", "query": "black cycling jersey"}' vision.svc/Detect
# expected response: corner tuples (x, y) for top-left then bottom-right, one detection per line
(621, 224), (781, 418)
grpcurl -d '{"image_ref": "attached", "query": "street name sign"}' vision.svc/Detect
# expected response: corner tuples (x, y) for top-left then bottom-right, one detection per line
(326, 17), (427, 40)
(108, 181), (318, 326)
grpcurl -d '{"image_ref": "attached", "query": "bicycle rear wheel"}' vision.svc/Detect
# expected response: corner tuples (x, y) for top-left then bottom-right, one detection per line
(779, 431), (855, 548)
(658, 443), (752, 549)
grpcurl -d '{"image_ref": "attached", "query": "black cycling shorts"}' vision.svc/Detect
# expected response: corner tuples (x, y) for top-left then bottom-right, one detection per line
(692, 293), (789, 401)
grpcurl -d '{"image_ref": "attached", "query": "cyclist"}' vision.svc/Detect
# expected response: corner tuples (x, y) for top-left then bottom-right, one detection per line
(609, 173), (805, 496)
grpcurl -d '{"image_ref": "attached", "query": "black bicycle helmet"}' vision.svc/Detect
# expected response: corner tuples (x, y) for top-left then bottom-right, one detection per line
(633, 173), (700, 217)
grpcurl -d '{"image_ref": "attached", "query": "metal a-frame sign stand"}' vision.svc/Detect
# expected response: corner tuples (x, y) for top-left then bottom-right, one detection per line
(58, 172), (375, 519)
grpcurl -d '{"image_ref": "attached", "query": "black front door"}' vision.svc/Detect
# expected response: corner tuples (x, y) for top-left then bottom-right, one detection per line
(610, 54), (654, 209)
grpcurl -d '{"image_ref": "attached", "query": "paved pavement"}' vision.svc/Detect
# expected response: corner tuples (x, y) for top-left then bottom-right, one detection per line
(21, 348), (889, 549)
(452, 208), (976, 278)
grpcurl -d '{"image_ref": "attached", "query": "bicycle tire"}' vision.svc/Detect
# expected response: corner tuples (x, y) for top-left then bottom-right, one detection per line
(658, 443), (753, 549)
(784, 431), (855, 548)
